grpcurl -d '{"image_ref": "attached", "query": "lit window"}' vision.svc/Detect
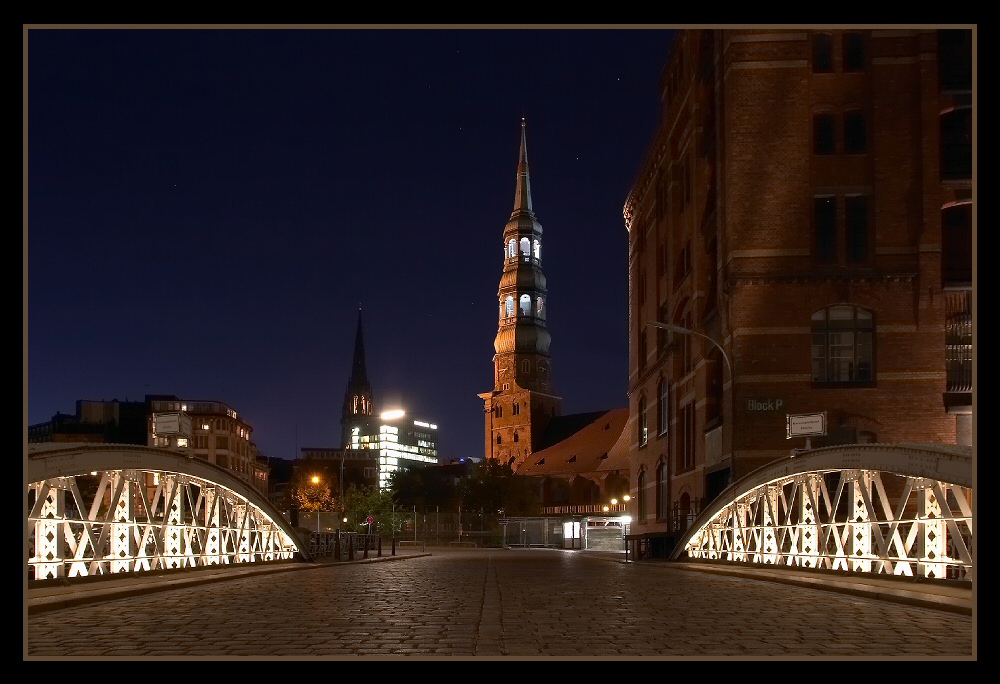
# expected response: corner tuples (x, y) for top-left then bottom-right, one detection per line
(505, 296), (515, 317)
(519, 294), (531, 316)
(508, 239), (517, 258)
(533, 239), (541, 259)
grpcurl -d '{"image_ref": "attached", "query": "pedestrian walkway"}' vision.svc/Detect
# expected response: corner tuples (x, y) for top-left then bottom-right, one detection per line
(25, 545), (972, 616)
(25, 546), (430, 615)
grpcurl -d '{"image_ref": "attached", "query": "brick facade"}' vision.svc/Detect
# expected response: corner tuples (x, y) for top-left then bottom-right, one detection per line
(624, 29), (973, 537)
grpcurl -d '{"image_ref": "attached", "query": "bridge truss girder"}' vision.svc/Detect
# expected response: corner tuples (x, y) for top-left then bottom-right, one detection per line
(677, 444), (974, 582)
(27, 444), (304, 580)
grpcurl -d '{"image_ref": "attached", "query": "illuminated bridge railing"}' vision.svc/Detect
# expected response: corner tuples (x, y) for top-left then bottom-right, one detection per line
(27, 444), (304, 581)
(676, 444), (974, 582)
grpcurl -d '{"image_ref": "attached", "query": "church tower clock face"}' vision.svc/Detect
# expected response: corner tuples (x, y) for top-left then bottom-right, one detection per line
(478, 119), (561, 467)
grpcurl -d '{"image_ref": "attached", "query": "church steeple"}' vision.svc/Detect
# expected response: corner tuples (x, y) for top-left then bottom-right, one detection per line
(341, 308), (374, 448)
(479, 119), (561, 468)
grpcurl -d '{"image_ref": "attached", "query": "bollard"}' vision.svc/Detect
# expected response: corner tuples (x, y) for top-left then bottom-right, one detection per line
(377, 535), (382, 557)
(335, 532), (341, 561)
(392, 535), (396, 556)
(363, 534), (370, 559)
(348, 533), (355, 561)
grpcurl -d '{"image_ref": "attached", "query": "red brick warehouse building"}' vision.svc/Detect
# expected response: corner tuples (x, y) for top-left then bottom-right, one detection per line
(624, 28), (974, 541)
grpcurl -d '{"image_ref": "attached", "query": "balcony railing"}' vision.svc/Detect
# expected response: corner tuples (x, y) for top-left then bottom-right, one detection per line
(945, 289), (972, 393)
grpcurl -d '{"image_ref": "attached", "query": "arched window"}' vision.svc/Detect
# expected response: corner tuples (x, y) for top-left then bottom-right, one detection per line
(941, 107), (972, 180)
(513, 432), (519, 443)
(536, 296), (545, 319)
(532, 239), (540, 259)
(638, 395), (648, 447)
(519, 294), (531, 316)
(522, 359), (530, 374)
(519, 237), (530, 256)
(811, 305), (874, 384)
(496, 434), (502, 444)
(812, 32), (832, 73)
(505, 296), (515, 318)
(813, 112), (835, 154)
(508, 239), (517, 258)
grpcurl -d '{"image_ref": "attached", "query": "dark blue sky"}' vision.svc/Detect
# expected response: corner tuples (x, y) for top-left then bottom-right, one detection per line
(26, 26), (677, 460)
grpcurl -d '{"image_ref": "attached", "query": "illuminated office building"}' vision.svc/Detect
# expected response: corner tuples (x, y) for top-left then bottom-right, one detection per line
(339, 309), (439, 488)
(351, 409), (439, 489)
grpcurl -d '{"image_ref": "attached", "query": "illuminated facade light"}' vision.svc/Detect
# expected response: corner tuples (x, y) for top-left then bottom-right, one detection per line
(380, 409), (405, 420)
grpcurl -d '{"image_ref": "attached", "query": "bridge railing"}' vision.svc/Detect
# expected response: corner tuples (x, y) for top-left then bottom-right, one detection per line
(308, 532), (382, 560)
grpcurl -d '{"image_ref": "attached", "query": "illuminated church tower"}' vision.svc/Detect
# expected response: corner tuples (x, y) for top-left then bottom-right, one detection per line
(479, 119), (561, 469)
(341, 308), (375, 448)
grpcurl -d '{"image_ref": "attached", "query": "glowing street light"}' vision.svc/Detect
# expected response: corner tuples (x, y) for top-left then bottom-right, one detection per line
(311, 474), (322, 533)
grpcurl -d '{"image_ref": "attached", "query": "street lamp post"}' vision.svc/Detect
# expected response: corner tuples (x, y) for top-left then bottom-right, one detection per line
(644, 321), (737, 487)
(311, 475), (322, 534)
(339, 452), (345, 531)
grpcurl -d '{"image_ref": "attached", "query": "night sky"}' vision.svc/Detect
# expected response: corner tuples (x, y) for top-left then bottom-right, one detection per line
(26, 26), (677, 460)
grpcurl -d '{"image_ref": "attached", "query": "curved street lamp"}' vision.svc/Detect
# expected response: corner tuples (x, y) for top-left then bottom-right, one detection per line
(643, 321), (737, 488)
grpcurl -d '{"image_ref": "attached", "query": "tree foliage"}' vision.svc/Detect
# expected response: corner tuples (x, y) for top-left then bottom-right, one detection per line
(288, 459), (337, 512)
(343, 485), (403, 535)
(388, 463), (464, 508)
(388, 459), (541, 519)
(460, 458), (541, 517)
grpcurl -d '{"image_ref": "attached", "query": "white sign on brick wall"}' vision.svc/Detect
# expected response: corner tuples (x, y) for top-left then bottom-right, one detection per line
(786, 412), (827, 438)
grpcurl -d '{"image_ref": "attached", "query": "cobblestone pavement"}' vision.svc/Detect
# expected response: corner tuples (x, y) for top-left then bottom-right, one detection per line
(24, 548), (975, 660)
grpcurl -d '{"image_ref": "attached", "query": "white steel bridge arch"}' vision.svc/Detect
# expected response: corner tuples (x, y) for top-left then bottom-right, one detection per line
(670, 443), (973, 582)
(27, 443), (309, 581)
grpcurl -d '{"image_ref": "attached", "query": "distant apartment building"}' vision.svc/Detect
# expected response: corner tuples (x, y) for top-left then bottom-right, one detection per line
(624, 29), (973, 540)
(148, 395), (269, 494)
(29, 394), (270, 495)
(28, 398), (148, 445)
(297, 446), (380, 494)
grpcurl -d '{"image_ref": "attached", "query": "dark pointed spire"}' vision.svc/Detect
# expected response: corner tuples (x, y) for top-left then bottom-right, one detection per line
(512, 117), (533, 217)
(342, 308), (374, 447)
(349, 308), (369, 390)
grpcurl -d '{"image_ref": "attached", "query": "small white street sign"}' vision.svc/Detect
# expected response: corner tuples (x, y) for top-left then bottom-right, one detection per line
(786, 411), (827, 438)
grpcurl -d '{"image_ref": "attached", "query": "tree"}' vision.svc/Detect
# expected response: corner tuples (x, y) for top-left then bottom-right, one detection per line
(461, 458), (541, 518)
(388, 463), (465, 509)
(343, 485), (402, 535)
(288, 461), (336, 512)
